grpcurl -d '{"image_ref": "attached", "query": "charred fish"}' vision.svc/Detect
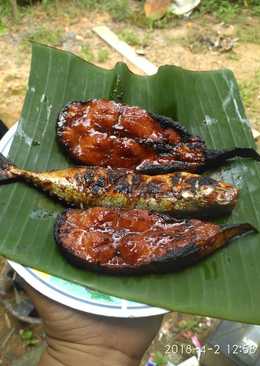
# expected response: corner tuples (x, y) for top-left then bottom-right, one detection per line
(0, 153), (238, 218)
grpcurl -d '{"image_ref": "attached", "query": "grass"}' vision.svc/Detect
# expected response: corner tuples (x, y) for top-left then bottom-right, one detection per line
(0, 0), (12, 19)
(80, 44), (95, 62)
(97, 48), (109, 63)
(198, 0), (241, 22)
(239, 70), (260, 110)
(237, 25), (260, 44)
(103, 0), (131, 22)
(239, 70), (260, 130)
(0, 19), (7, 36)
(198, 0), (260, 22)
(20, 26), (63, 48)
(81, 46), (109, 64)
(72, 0), (97, 9)
(152, 352), (168, 366)
(1, 0), (260, 32)
(19, 329), (39, 347)
(1, 0), (180, 30)
(252, 5), (260, 16)
(226, 51), (240, 61)
(119, 29), (142, 47)
(119, 28), (151, 50)
(70, 0), (131, 22)
(0, 0), (132, 24)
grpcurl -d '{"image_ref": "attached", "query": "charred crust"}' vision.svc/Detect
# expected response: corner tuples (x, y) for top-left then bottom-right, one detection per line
(170, 173), (182, 186)
(136, 164), (174, 175)
(185, 176), (199, 191)
(131, 174), (142, 187)
(91, 176), (106, 194)
(96, 176), (105, 187)
(136, 161), (199, 175)
(56, 100), (93, 164)
(55, 234), (202, 276)
(107, 169), (126, 185)
(115, 180), (132, 194)
(157, 213), (181, 223)
(57, 100), (86, 133)
(148, 112), (193, 142)
(84, 171), (95, 184)
(198, 175), (217, 186)
(142, 141), (173, 154)
(74, 171), (88, 187)
(143, 182), (162, 195)
(202, 148), (260, 173)
(187, 141), (206, 149)
(54, 209), (70, 249)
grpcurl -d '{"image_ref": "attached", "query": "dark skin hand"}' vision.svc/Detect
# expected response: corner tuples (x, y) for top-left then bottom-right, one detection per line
(24, 283), (163, 366)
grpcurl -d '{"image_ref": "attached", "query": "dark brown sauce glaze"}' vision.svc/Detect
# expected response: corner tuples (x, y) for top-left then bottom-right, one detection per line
(57, 99), (260, 174)
(57, 99), (205, 173)
(55, 208), (253, 275)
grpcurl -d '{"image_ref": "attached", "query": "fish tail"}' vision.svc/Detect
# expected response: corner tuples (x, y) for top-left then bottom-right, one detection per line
(200, 223), (255, 260)
(222, 222), (255, 240)
(205, 147), (260, 168)
(215, 223), (255, 251)
(0, 153), (16, 182)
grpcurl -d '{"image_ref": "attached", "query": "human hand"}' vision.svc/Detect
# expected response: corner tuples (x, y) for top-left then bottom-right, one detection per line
(24, 282), (163, 366)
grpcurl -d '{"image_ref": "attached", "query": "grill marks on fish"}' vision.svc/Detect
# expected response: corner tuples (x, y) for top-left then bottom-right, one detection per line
(0, 155), (238, 217)
(57, 99), (260, 174)
(72, 168), (238, 216)
(55, 207), (254, 275)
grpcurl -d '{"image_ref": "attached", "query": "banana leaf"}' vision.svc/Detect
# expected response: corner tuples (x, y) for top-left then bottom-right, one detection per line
(0, 43), (260, 323)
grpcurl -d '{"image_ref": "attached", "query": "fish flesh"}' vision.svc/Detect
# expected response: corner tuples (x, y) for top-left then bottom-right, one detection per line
(55, 207), (254, 275)
(57, 99), (260, 174)
(0, 153), (238, 218)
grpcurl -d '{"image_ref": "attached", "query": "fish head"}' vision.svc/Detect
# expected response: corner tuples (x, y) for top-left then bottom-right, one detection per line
(199, 179), (239, 211)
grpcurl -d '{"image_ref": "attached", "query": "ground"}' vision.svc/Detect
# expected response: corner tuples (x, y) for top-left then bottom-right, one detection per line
(1, 2), (260, 131)
(0, 1), (260, 365)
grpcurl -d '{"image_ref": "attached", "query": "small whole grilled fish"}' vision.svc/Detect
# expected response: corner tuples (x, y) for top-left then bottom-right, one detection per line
(57, 99), (260, 174)
(55, 207), (254, 275)
(0, 153), (238, 218)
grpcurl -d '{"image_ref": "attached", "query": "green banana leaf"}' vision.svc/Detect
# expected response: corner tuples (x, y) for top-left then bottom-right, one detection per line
(1, 43), (260, 323)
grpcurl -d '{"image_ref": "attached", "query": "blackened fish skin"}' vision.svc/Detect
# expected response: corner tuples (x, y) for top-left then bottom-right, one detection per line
(57, 99), (260, 174)
(0, 153), (238, 218)
(55, 208), (254, 275)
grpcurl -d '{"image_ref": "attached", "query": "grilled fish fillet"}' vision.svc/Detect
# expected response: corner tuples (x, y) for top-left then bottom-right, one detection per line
(55, 207), (254, 275)
(57, 99), (260, 174)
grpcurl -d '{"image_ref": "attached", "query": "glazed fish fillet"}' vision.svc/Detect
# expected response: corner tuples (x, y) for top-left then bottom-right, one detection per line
(57, 99), (260, 174)
(0, 153), (238, 218)
(55, 208), (254, 275)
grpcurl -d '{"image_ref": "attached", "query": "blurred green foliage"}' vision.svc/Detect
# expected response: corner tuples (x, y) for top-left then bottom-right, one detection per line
(19, 329), (39, 347)
(20, 26), (63, 48)
(97, 48), (109, 63)
(0, 0), (259, 30)
(199, 0), (260, 21)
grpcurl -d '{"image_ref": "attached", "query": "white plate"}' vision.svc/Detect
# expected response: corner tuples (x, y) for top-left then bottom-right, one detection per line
(0, 124), (168, 318)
